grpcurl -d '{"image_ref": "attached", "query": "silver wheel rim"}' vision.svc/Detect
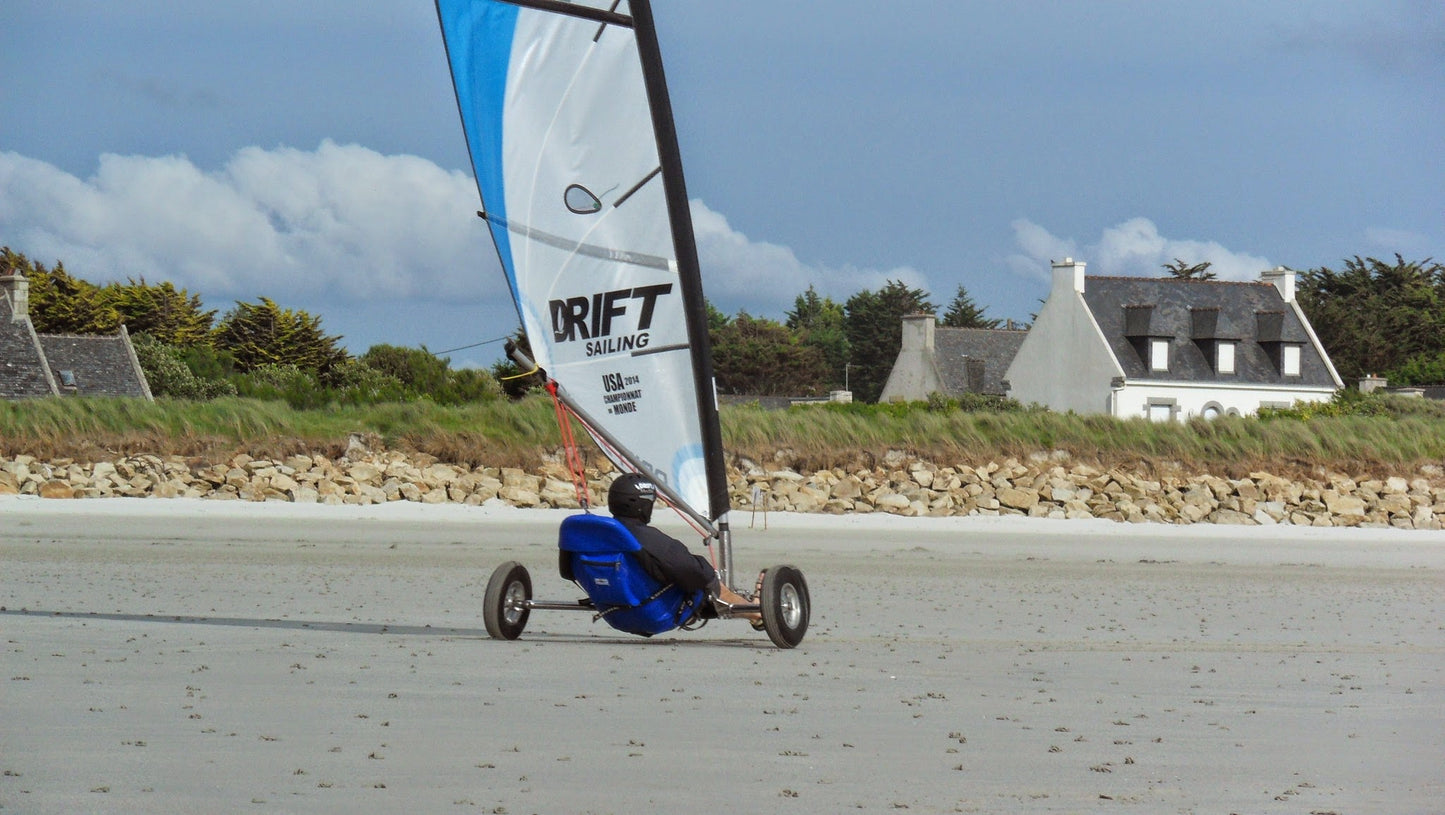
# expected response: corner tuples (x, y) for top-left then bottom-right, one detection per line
(503, 581), (527, 625)
(778, 583), (803, 629)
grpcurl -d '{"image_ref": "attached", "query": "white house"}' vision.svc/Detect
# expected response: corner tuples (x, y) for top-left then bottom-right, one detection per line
(1002, 259), (1342, 420)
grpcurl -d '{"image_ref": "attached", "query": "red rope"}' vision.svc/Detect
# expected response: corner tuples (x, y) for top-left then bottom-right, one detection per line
(546, 380), (715, 546)
(546, 380), (590, 509)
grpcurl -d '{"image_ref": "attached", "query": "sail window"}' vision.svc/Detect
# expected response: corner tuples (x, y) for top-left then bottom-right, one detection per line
(564, 184), (602, 214)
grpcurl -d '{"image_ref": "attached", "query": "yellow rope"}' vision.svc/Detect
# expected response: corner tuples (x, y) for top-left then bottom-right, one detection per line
(500, 362), (540, 380)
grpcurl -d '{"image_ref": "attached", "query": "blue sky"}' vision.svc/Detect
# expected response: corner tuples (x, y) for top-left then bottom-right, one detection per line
(2, 1), (1440, 367)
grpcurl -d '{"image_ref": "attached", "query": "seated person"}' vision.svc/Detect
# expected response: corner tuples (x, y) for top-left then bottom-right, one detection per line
(605, 473), (758, 617)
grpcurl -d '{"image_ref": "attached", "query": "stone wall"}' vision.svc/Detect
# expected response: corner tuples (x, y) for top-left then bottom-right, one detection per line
(2, 449), (1442, 530)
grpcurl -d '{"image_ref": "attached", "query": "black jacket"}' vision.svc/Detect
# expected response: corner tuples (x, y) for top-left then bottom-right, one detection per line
(617, 517), (717, 592)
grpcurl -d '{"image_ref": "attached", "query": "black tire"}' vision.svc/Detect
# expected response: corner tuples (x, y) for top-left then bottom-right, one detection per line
(483, 562), (531, 640)
(759, 565), (810, 649)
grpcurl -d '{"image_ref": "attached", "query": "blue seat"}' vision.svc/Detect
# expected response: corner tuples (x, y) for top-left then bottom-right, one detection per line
(557, 514), (705, 637)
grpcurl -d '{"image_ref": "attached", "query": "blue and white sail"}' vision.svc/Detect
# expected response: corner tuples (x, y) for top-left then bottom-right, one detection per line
(435, 0), (729, 526)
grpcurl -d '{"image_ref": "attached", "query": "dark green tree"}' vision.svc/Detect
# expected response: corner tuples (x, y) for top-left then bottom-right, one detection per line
(1162, 258), (1217, 280)
(1382, 352), (1445, 387)
(940, 284), (1001, 328)
(785, 286), (850, 390)
(105, 278), (216, 346)
(844, 280), (936, 403)
(710, 311), (828, 396)
(705, 298), (731, 332)
(212, 298), (349, 378)
(5, 252), (123, 334)
(1298, 255), (1445, 384)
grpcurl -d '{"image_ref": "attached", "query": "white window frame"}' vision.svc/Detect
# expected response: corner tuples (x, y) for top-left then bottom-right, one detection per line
(1282, 344), (1301, 377)
(1150, 338), (1170, 372)
(1216, 342), (1236, 374)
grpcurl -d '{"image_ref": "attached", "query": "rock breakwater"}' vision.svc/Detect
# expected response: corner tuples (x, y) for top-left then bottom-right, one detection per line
(2, 449), (1441, 530)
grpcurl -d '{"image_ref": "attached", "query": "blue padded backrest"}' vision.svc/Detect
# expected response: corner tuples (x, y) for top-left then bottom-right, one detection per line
(558, 514), (655, 608)
(557, 514), (642, 554)
(556, 513), (700, 636)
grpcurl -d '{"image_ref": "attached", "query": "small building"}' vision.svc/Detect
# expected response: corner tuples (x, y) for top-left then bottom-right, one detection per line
(0, 271), (152, 400)
(879, 315), (1027, 402)
(1002, 258), (1341, 420)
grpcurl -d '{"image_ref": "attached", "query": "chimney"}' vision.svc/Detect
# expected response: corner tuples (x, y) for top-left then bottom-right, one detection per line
(1359, 374), (1387, 393)
(1052, 257), (1086, 296)
(0, 270), (28, 320)
(1261, 266), (1296, 303)
(900, 313), (936, 353)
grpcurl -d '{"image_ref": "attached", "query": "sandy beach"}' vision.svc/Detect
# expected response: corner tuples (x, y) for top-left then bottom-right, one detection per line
(3, 495), (1443, 814)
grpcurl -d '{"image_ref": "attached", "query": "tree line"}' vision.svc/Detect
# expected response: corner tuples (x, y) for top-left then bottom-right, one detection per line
(5, 245), (1440, 407)
(1296, 255), (1445, 386)
(1, 248), (498, 407)
(707, 281), (1000, 403)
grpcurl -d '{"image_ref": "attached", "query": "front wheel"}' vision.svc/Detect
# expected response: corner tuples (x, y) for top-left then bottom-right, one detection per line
(483, 561), (531, 640)
(759, 565), (810, 649)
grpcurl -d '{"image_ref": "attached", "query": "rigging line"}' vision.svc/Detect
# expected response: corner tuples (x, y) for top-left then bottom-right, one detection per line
(564, 398), (712, 541)
(434, 334), (514, 355)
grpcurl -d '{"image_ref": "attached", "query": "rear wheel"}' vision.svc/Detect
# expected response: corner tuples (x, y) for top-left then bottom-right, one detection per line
(483, 562), (531, 640)
(759, 565), (810, 649)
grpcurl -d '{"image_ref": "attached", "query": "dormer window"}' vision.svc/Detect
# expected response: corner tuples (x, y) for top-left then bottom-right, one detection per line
(1255, 310), (1307, 378)
(1150, 339), (1170, 372)
(1191, 306), (1239, 376)
(1216, 342), (1236, 374)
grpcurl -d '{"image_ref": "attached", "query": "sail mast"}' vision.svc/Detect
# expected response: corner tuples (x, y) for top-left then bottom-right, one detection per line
(629, 0), (730, 525)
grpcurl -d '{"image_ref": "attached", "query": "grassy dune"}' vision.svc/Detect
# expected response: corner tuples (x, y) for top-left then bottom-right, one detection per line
(2, 394), (1443, 479)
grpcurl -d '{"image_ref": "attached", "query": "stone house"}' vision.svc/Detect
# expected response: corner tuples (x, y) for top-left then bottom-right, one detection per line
(879, 317), (1027, 402)
(0, 271), (152, 400)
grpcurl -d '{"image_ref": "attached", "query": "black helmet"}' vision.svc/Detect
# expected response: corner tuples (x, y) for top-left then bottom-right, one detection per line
(608, 473), (656, 523)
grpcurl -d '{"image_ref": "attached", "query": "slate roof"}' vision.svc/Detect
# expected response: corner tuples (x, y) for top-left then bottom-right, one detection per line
(37, 333), (151, 397)
(1, 286), (152, 400)
(933, 327), (1028, 395)
(1, 290), (56, 397)
(1081, 276), (1336, 388)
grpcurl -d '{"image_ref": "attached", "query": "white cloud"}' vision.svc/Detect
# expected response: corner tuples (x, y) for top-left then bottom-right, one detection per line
(1006, 217), (1272, 281)
(1, 145), (923, 325)
(0, 141), (493, 304)
(690, 198), (929, 315)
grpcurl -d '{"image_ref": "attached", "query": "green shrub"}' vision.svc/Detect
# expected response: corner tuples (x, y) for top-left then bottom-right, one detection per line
(233, 363), (326, 410)
(1258, 389), (1390, 420)
(132, 333), (237, 400)
(327, 359), (408, 405)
